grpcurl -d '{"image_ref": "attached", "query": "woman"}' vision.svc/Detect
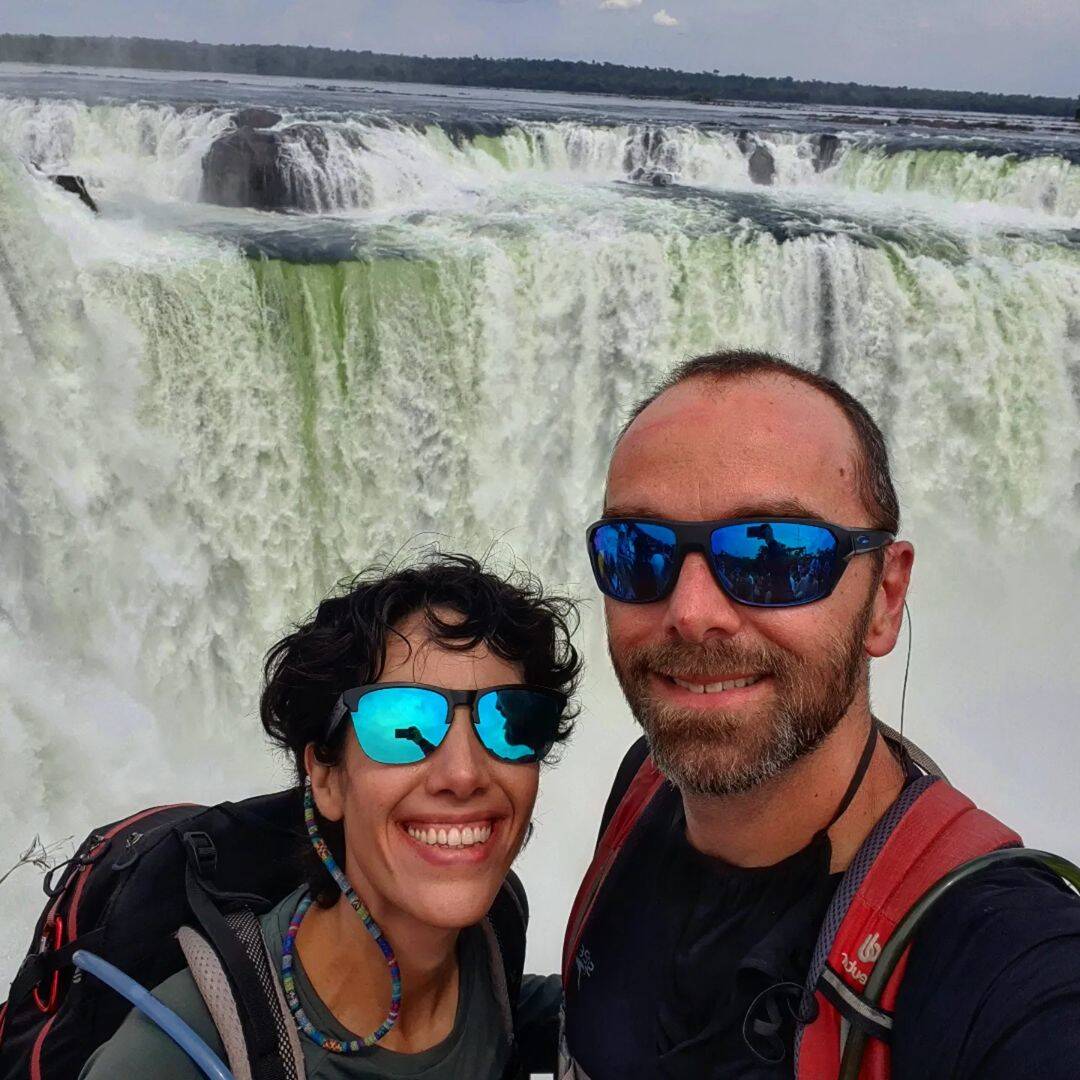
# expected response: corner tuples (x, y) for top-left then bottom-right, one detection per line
(82, 553), (579, 1079)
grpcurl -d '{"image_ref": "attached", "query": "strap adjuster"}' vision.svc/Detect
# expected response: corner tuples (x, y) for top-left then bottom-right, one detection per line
(182, 831), (218, 881)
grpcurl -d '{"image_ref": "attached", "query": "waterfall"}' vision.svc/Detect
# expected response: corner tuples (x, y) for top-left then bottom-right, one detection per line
(1, 87), (1079, 979)
(5, 97), (1078, 219)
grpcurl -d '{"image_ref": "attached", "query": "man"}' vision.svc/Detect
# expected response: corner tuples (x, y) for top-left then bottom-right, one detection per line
(561, 350), (1080, 1078)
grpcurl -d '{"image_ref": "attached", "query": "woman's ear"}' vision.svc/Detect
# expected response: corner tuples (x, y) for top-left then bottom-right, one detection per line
(304, 742), (346, 823)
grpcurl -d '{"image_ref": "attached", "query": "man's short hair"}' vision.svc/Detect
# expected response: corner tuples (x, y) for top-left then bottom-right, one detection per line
(622, 350), (900, 534)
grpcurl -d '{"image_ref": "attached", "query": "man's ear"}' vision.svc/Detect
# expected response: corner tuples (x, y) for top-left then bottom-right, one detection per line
(865, 541), (914, 659)
(303, 742), (345, 823)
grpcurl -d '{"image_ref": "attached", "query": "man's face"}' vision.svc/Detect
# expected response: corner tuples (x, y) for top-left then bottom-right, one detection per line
(604, 374), (906, 796)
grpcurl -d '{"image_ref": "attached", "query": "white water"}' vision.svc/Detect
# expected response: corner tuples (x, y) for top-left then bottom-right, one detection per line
(3, 98), (1079, 220)
(1, 90), (1079, 984)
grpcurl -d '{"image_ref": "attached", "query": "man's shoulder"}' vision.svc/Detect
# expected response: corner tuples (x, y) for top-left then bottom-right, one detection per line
(893, 861), (1080, 1078)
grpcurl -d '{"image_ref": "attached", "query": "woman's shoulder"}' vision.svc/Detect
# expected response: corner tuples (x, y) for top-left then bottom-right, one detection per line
(78, 967), (227, 1080)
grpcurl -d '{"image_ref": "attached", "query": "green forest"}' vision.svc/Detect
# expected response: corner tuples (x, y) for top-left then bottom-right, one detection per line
(2, 33), (1077, 118)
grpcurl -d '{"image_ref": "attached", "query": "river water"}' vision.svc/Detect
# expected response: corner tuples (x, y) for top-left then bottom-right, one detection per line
(1, 63), (1078, 982)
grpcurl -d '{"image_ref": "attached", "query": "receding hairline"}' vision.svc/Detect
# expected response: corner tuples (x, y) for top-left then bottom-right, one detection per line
(613, 352), (900, 534)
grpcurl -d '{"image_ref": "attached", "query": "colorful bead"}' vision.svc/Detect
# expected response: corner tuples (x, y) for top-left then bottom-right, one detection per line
(279, 780), (402, 1052)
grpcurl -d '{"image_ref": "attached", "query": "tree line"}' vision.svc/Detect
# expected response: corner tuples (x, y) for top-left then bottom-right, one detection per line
(2, 33), (1076, 119)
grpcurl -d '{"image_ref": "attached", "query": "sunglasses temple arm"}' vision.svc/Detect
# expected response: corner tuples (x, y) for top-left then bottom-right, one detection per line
(326, 696), (349, 742)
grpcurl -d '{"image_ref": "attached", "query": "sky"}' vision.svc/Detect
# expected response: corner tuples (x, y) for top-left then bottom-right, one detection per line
(3, 0), (1079, 98)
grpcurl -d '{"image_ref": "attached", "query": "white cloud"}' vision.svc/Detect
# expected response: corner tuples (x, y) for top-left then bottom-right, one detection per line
(652, 8), (679, 26)
(599, 0), (643, 9)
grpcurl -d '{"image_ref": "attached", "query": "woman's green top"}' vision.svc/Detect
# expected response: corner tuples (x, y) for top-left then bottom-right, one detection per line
(80, 886), (513, 1079)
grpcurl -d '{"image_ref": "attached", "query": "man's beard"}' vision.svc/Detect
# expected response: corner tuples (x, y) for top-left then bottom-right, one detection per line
(609, 598), (875, 797)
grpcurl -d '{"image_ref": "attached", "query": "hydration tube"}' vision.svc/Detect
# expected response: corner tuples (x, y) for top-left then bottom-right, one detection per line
(72, 950), (235, 1080)
(837, 848), (1080, 1080)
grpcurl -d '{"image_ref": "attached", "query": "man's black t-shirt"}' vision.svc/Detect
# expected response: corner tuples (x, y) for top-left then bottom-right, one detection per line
(563, 738), (1080, 1079)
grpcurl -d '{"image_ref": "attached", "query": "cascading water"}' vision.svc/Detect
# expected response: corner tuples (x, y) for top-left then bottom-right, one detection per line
(1, 68), (1079, 983)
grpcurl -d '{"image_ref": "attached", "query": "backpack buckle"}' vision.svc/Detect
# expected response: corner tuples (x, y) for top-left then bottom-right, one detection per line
(183, 831), (218, 881)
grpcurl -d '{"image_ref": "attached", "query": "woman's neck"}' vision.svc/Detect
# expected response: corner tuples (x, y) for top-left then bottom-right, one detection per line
(295, 894), (462, 1053)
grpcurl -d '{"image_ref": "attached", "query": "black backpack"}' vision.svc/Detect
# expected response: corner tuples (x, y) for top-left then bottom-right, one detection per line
(0, 790), (528, 1080)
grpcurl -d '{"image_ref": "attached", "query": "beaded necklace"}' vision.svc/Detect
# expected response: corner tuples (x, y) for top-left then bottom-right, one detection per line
(280, 780), (402, 1051)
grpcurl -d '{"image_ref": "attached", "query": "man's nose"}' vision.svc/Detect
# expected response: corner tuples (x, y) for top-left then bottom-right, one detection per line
(424, 706), (491, 799)
(661, 552), (744, 642)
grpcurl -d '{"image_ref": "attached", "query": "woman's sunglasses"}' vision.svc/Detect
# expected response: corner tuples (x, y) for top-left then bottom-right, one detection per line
(586, 517), (894, 607)
(326, 683), (568, 765)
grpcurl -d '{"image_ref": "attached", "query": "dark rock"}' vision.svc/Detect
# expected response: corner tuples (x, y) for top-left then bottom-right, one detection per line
(51, 174), (97, 213)
(813, 134), (843, 173)
(439, 119), (512, 148)
(202, 127), (288, 210)
(232, 107), (281, 130)
(201, 124), (338, 211)
(747, 144), (776, 186)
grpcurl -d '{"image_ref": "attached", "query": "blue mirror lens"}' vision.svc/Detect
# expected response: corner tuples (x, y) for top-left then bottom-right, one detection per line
(710, 522), (838, 606)
(475, 689), (562, 762)
(590, 521), (678, 602)
(351, 687), (449, 765)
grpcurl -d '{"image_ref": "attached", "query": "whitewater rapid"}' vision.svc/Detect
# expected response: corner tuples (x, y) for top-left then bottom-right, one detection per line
(1, 76), (1079, 982)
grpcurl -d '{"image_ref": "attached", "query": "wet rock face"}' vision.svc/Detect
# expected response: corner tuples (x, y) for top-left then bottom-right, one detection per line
(200, 123), (333, 211)
(232, 107), (282, 130)
(737, 130), (776, 186)
(814, 133), (843, 172)
(625, 128), (675, 186)
(202, 127), (289, 210)
(747, 144), (776, 186)
(52, 174), (97, 212)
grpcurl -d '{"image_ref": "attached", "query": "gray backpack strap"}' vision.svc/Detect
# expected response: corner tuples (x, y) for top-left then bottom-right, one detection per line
(876, 719), (946, 780)
(178, 925), (255, 1080)
(178, 910), (306, 1080)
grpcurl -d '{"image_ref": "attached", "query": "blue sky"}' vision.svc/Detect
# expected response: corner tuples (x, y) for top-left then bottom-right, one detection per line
(4, 0), (1078, 97)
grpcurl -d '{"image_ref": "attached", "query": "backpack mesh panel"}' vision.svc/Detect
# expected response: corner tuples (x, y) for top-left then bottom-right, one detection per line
(225, 911), (304, 1080)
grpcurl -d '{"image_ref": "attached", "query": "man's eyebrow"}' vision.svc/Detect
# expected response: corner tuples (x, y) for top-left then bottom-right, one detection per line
(600, 498), (826, 520)
(721, 498), (825, 520)
(601, 502), (667, 518)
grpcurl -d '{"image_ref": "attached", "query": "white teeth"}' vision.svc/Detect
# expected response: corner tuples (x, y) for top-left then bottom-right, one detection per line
(673, 675), (761, 694)
(407, 823), (493, 848)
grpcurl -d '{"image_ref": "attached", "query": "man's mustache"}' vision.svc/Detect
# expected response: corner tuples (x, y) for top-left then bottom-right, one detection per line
(615, 639), (795, 682)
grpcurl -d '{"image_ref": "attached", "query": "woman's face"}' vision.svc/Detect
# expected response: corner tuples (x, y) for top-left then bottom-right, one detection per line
(307, 610), (541, 931)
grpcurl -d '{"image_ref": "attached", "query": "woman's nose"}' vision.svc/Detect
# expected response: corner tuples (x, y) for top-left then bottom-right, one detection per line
(423, 706), (491, 799)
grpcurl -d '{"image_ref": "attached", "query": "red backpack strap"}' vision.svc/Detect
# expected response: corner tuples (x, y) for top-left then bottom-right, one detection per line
(795, 778), (1022, 1080)
(561, 756), (665, 985)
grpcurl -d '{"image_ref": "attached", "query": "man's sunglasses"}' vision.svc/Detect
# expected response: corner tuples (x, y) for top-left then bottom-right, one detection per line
(586, 517), (894, 607)
(326, 683), (568, 766)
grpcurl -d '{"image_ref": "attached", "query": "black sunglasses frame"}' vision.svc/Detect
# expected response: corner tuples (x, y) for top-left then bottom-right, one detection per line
(585, 516), (895, 607)
(326, 681), (569, 763)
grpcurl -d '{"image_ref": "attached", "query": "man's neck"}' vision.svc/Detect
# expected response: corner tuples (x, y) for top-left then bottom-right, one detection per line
(681, 708), (906, 872)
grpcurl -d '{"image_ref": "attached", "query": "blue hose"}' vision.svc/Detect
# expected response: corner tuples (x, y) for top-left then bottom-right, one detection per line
(73, 950), (234, 1080)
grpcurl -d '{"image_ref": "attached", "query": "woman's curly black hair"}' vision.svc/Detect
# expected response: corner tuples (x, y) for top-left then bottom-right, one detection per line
(260, 551), (582, 904)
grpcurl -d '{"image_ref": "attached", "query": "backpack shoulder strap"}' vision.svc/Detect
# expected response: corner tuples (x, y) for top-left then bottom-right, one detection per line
(561, 749), (666, 986)
(795, 778), (1022, 1080)
(487, 870), (528, 1013)
(179, 908), (305, 1080)
(184, 866), (306, 1080)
